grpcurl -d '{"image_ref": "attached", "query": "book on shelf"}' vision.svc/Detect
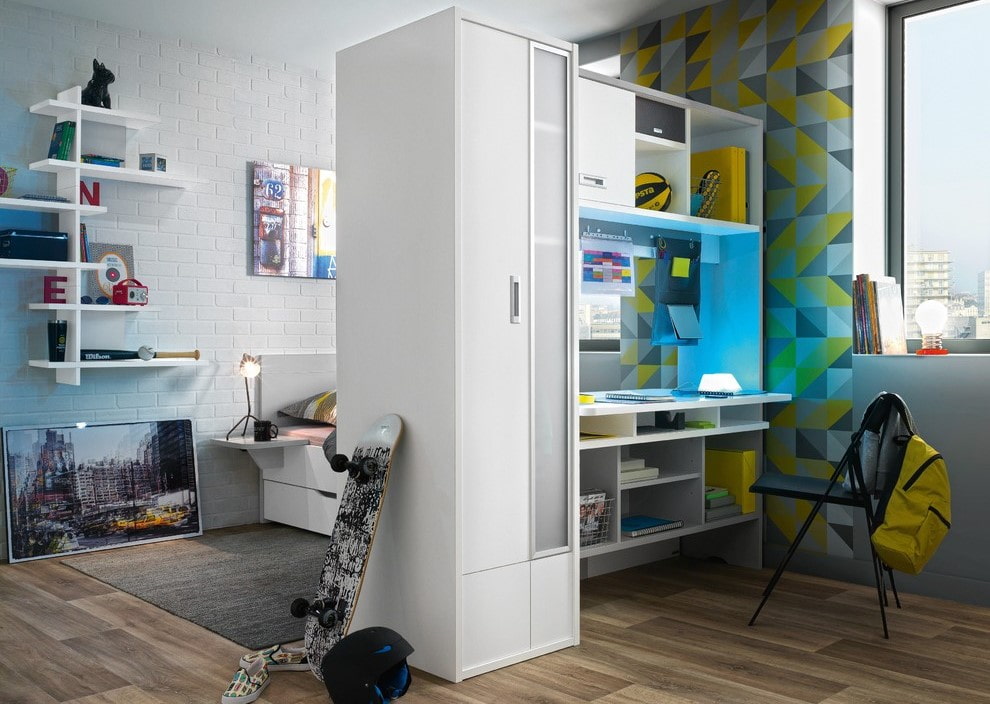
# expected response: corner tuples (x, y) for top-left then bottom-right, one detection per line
(48, 121), (75, 160)
(705, 448), (756, 513)
(704, 485), (729, 500)
(604, 389), (675, 403)
(621, 514), (683, 537)
(620, 466), (659, 483)
(81, 154), (124, 167)
(86, 241), (134, 299)
(620, 457), (646, 471)
(706, 503), (743, 521)
(705, 492), (735, 509)
(853, 273), (907, 354)
(79, 224), (89, 263)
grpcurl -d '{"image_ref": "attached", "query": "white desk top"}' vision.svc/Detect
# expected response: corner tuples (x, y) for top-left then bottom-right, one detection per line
(211, 436), (310, 450)
(579, 392), (791, 417)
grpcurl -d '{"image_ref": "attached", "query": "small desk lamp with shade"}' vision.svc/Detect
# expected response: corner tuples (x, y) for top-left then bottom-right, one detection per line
(226, 353), (262, 439)
(915, 300), (949, 355)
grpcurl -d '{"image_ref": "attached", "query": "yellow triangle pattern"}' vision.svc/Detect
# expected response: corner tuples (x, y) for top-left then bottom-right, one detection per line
(634, 285), (653, 314)
(827, 90), (852, 120)
(688, 61), (713, 92)
(638, 364), (660, 386)
(825, 277), (852, 307)
(663, 14), (687, 42)
(795, 244), (823, 274)
(738, 80), (763, 109)
(769, 39), (797, 72)
(799, 23), (851, 64)
(827, 212), (852, 241)
(688, 6), (712, 35)
(769, 277), (798, 306)
(795, 185), (825, 215)
(798, 150), (827, 181)
(767, 0), (797, 38)
(796, 0), (827, 34)
(620, 341), (638, 366)
(637, 45), (660, 74)
(715, 55), (739, 85)
(688, 31), (713, 64)
(796, 129), (824, 157)
(738, 16), (762, 49)
(619, 30), (639, 56)
(768, 219), (798, 253)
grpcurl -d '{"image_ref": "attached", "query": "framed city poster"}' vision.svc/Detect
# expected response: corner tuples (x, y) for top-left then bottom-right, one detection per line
(252, 161), (336, 278)
(3, 419), (201, 562)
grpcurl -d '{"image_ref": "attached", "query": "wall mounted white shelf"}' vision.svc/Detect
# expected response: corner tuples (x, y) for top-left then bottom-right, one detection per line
(1, 85), (209, 384)
(579, 201), (760, 237)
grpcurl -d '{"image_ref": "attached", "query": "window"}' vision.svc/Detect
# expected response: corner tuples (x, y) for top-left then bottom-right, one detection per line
(889, 0), (990, 349)
(578, 294), (621, 350)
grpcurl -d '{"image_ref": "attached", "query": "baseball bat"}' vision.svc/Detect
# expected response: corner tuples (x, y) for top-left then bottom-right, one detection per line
(80, 349), (139, 360)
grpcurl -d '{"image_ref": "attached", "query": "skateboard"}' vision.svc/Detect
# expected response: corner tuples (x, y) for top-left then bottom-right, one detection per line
(290, 414), (403, 681)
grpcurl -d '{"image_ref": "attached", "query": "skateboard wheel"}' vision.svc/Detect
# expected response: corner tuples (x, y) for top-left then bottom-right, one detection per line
(329, 454), (350, 473)
(353, 456), (379, 482)
(318, 609), (337, 629)
(290, 597), (310, 618)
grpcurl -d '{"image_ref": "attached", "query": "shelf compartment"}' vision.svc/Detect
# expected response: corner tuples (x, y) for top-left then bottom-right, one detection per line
(619, 468), (701, 490)
(0, 258), (103, 271)
(0, 196), (107, 215)
(30, 94), (161, 130)
(580, 511), (761, 558)
(28, 303), (160, 312)
(579, 200), (759, 237)
(635, 135), (686, 153)
(29, 159), (206, 188)
(28, 358), (203, 369)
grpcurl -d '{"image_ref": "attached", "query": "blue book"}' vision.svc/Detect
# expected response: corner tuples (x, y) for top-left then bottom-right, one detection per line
(621, 514), (683, 537)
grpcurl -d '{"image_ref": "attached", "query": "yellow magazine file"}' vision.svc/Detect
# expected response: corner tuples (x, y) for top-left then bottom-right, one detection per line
(704, 448), (757, 513)
(690, 146), (747, 223)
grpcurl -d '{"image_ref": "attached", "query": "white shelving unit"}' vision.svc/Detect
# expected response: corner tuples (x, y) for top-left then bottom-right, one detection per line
(0, 86), (207, 384)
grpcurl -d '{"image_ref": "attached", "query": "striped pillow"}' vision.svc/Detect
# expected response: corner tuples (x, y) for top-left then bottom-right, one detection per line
(278, 390), (337, 425)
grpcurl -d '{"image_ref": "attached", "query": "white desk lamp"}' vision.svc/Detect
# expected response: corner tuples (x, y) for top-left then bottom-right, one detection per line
(226, 353), (262, 439)
(915, 300), (949, 355)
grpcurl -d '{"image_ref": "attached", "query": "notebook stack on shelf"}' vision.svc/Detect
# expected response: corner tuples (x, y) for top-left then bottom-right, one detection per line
(620, 457), (659, 483)
(621, 514), (683, 538)
(704, 485), (742, 520)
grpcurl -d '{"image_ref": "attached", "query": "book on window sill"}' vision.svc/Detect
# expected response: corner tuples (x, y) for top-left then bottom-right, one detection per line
(621, 515), (683, 537)
(604, 389), (675, 403)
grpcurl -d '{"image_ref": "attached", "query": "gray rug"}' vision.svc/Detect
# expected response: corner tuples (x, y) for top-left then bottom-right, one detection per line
(62, 524), (328, 649)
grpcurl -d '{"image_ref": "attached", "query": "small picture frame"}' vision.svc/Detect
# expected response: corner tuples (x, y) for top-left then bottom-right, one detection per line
(139, 153), (167, 172)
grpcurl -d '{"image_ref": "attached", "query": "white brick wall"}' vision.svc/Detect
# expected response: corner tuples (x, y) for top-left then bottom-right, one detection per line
(0, 0), (336, 558)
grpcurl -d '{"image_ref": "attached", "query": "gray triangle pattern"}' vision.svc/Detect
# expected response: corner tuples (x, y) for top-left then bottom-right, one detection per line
(739, 0), (768, 21)
(827, 54), (852, 89)
(740, 15), (767, 50)
(738, 45), (767, 79)
(828, 0), (854, 27)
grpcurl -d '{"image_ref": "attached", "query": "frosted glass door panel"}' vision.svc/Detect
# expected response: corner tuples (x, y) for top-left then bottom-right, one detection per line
(532, 45), (570, 554)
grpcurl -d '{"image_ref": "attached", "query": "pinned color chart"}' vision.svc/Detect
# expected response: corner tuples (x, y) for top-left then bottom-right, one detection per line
(580, 233), (635, 296)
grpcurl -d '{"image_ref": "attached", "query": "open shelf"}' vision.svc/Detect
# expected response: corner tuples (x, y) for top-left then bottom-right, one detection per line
(28, 358), (204, 369)
(0, 258), (103, 271)
(0, 196), (107, 215)
(579, 511), (759, 559)
(579, 200), (759, 237)
(29, 159), (206, 188)
(29, 96), (161, 130)
(27, 303), (160, 312)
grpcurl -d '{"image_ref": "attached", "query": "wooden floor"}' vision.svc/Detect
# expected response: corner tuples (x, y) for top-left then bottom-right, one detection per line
(2, 555), (988, 703)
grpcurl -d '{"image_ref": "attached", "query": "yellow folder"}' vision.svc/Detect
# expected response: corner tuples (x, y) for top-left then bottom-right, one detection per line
(704, 448), (757, 514)
(690, 146), (747, 223)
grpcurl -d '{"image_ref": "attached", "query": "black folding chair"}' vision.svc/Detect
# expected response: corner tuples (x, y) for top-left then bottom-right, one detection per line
(748, 392), (914, 638)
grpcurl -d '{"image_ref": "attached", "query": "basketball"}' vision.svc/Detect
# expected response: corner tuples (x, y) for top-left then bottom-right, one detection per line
(635, 172), (672, 211)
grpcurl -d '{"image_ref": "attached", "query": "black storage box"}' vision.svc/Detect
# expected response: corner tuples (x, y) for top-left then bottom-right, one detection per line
(0, 229), (69, 261)
(635, 97), (685, 143)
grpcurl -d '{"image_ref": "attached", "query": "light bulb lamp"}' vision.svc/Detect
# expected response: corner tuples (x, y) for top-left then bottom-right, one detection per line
(915, 300), (949, 355)
(226, 353), (262, 439)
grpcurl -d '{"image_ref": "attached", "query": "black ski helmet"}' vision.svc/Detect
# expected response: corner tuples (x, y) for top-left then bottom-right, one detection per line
(321, 626), (414, 703)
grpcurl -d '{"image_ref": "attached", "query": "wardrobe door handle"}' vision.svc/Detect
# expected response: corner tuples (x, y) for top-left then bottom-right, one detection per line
(510, 275), (520, 324)
(579, 173), (606, 189)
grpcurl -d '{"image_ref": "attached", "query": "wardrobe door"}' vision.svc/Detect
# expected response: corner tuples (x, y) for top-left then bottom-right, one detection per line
(460, 20), (532, 574)
(531, 43), (572, 556)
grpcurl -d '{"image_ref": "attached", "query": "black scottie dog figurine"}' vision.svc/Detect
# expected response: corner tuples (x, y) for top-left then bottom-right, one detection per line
(81, 59), (115, 109)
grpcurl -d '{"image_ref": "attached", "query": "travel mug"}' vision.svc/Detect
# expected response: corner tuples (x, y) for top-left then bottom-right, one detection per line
(253, 420), (278, 441)
(48, 320), (67, 362)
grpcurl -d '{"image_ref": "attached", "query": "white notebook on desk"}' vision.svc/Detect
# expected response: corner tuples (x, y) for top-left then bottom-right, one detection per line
(603, 389), (675, 403)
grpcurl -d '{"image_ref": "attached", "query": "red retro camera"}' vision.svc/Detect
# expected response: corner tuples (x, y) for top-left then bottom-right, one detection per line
(112, 278), (149, 306)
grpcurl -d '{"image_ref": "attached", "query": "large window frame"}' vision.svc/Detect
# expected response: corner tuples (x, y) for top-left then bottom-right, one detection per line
(888, 0), (990, 353)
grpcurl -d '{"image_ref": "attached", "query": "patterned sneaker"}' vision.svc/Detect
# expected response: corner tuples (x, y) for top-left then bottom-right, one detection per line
(221, 658), (270, 704)
(238, 643), (309, 672)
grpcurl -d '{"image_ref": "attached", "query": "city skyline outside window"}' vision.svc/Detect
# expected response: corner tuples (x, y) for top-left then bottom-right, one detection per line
(901, 0), (990, 339)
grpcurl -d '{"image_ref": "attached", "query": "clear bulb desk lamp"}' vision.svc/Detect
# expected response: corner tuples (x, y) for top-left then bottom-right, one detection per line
(226, 353), (262, 439)
(915, 300), (949, 355)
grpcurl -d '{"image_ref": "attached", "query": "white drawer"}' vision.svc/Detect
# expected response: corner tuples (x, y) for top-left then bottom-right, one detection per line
(263, 480), (339, 536)
(259, 445), (344, 494)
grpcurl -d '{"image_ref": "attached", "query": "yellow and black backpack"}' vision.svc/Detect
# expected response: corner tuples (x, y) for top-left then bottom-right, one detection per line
(871, 428), (951, 575)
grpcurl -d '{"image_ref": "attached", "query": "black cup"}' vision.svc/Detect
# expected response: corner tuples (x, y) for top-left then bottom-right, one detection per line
(254, 420), (278, 442)
(47, 320), (67, 362)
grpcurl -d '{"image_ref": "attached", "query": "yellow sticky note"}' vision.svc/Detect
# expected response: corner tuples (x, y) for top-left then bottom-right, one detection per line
(672, 257), (690, 278)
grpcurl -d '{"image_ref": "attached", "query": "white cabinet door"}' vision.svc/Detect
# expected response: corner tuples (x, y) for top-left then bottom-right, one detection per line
(459, 20), (532, 574)
(462, 562), (531, 671)
(530, 552), (574, 649)
(578, 78), (635, 206)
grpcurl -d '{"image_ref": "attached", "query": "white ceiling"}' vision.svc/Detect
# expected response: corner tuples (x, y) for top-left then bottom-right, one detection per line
(16, 0), (712, 74)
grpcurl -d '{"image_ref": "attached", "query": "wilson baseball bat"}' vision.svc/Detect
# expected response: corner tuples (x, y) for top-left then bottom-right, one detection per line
(80, 348), (201, 361)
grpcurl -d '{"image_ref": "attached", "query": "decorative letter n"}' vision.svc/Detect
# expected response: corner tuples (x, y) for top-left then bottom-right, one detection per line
(80, 181), (100, 206)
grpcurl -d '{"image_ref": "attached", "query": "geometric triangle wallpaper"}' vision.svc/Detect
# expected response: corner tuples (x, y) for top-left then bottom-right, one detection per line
(619, 0), (855, 556)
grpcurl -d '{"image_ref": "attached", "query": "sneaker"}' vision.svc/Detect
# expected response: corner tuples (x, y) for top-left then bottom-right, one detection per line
(221, 658), (270, 704)
(238, 643), (309, 672)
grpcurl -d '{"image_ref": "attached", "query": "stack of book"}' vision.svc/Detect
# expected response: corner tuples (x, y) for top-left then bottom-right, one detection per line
(704, 485), (742, 521)
(620, 457), (659, 483)
(620, 514), (683, 538)
(47, 121), (76, 161)
(853, 273), (907, 354)
(81, 154), (125, 167)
